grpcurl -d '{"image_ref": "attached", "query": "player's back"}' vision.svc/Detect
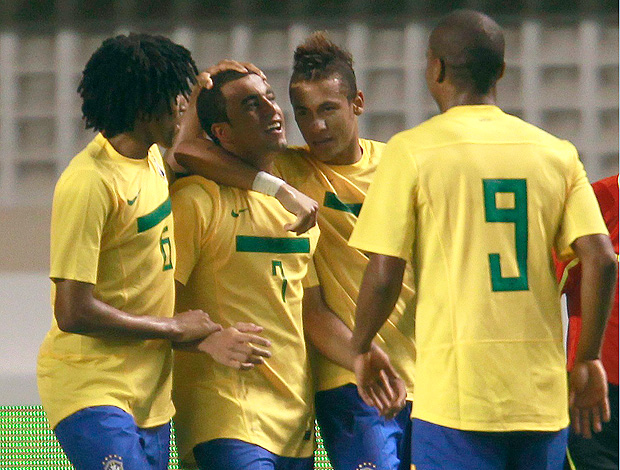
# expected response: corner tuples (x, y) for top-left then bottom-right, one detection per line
(400, 105), (585, 342)
(365, 104), (604, 432)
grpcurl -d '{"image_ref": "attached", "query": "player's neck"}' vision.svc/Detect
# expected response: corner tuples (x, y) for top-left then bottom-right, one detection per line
(438, 88), (498, 113)
(106, 132), (151, 160)
(220, 141), (276, 173)
(325, 136), (362, 166)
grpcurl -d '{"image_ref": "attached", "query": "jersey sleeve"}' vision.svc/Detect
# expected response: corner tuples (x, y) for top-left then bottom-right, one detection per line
(349, 134), (418, 260)
(171, 181), (216, 286)
(49, 168), (113, 284)
(555, 146), (609, 260)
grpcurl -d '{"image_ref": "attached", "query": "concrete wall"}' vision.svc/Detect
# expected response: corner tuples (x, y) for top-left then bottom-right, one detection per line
(0, 207), (51, 404)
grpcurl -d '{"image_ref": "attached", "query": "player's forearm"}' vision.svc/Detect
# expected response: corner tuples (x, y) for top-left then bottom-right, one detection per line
(175, 138), (258, 190)
(352, 254), (406, 354)
(57, 296), (178, 340)
(303, 290), (356, 370)
(572, 234), (617, 361)
(54, 279), (182, 341)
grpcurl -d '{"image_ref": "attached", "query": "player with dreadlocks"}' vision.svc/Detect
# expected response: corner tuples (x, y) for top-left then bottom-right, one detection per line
(172, 32), (416, 470)
(36, 33), (266, 470)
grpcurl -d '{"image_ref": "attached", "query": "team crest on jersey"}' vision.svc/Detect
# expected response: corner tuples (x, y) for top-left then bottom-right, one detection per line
(102, 455), (123, 470)
(356, 463), (377, 470)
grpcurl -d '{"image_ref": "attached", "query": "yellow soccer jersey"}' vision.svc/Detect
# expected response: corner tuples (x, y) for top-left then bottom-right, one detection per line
(171, 175), (320, 463)
(350, 105), (608, 432)
(274, 139), (416, 396)
(37, 133), (176, 429)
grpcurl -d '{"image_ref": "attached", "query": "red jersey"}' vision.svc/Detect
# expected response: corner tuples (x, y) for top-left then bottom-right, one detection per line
(556, 174), (619, 385)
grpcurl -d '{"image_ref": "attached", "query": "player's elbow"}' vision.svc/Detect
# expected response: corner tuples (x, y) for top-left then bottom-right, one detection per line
(54, 300), (90, 334)
(573, 234), (618, 281)
(55, 309), (86, 334)
(599, 250), (618, 283)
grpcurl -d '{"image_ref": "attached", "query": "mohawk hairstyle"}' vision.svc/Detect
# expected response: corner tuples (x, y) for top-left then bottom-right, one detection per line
(291, 31), (358, 101)
(78, 33), (198, 138)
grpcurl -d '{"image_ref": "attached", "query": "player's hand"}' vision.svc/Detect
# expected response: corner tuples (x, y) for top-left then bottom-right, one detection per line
(353, 346), (406, 418)
(275, 183), (319, 235)
(196, 322), (272, 370)
(569, 359), (610, 438)
(171, 309), (222, 343)
(196, 60), (267, 91)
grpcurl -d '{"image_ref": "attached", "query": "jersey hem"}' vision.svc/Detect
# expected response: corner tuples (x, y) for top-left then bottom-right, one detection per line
(181, 433), (315, 462)
(42, 399), (175, 430)
(412, 411), (570, 432)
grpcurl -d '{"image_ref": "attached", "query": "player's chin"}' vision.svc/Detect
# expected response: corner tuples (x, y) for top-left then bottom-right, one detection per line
(158, 131), (176, 150)
(264, 135), (287, 151)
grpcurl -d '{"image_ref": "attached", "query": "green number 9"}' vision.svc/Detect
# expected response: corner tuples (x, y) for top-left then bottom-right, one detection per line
(483, 179), (529, 292)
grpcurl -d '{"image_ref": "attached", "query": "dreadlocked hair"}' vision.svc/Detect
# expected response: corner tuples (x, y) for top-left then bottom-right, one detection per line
(291, 31), (357, 101)
(78, 33), (198, 138)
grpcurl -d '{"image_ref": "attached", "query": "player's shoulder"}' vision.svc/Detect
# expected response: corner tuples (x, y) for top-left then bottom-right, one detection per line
(56, 137), (114, 192)
(505, 113), (576, 151)
(274, 146), (314, 181)
(359, 138), (386, 158)
(170, 174), (220, 201)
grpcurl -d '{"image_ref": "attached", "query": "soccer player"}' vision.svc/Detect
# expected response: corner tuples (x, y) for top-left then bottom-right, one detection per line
(170, 69), (320, 470)
(173, 33), (415, 470)
(557, 174), (619, 470)
(36, 34), (232, 470)
(348, 10), (617, 470)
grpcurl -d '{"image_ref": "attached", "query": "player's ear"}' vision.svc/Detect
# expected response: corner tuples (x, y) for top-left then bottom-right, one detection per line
(211, 122), (230, 144)
(438, 58), (446, 83)
(498, 62), (506, 80)
(352, 90), (364, 116)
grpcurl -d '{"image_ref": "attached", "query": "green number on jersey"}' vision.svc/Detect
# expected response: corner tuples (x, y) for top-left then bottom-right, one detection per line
(483, 179), (529, 291)
(160, 225), (173, 271)
(271, 260), (288, 302)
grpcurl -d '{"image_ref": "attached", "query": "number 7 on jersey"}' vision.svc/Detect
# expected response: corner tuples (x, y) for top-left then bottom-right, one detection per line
(483, 179), (529, 292)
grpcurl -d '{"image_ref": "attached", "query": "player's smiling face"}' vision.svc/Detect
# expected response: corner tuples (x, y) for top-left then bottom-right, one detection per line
(290, 76), (363, 165)
(220, 74), (287, 157)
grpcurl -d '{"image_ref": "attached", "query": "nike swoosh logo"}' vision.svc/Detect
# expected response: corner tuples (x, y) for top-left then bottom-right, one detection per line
(128, 190), (141, 206)
(231, 208), (249, 217)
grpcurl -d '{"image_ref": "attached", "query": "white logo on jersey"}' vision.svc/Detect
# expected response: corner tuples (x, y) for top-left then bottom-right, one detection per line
(102, 455), (123, 470)
(357, 463), (377, 470)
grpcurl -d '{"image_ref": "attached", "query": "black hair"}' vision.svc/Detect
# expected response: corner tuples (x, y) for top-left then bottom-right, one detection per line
(78, 33), (198, 138)
(290, 31), (358, 101)
(196, 69), (251, 144)
(430, 10), (505, 94)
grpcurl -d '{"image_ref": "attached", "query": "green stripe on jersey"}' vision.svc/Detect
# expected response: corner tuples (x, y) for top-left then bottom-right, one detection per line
(236, 236), (310, 253)
(137, 197), (172, 233)
(323, 192), (362, 217)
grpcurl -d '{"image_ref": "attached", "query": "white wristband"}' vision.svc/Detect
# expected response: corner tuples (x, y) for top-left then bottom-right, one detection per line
(252, 171), (285, 197)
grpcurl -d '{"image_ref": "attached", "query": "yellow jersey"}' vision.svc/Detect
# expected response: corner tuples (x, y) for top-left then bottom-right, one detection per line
(38, 133), (176, 429)
(274, 140), (416, 396)
(349, 105), (608, 432)
(171, 175), (319, 463)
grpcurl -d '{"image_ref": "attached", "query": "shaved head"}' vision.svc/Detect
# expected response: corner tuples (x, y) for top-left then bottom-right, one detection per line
(429, 10), (505, 94)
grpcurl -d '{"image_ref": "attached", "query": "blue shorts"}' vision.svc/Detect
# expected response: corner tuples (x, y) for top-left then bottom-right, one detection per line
(54, 406), (171, 470)
(193, 438), (314, 470)
(315, 383), (412, 470)
(412, 418), (568, 470)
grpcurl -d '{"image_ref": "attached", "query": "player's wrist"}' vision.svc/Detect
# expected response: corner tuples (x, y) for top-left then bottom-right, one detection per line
(252, 171), (285, 197)
(351, 336), (372, 355)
